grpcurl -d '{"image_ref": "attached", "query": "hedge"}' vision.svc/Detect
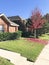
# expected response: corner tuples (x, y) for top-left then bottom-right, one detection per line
(0, 31), (22, 41)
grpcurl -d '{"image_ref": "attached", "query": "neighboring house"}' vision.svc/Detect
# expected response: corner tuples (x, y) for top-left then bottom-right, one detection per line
(0, 14), (19, 32)
(8, 16), (27, 32)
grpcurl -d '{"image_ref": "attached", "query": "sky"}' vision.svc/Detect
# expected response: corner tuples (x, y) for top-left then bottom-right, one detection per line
(0, 0), (49, 19)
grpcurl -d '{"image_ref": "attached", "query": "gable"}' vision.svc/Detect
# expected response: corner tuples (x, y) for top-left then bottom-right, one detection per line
(0, 14), (19, 27)
(0, 18), (8, 25)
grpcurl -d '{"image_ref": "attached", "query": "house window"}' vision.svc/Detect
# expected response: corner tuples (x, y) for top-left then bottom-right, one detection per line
(0, 25), (4, 32)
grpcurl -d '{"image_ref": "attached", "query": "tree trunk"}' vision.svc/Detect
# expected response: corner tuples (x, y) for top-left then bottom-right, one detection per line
(34, 29), (36, 38)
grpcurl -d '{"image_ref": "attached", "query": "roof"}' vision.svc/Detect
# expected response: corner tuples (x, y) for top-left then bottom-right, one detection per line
(0, 14), (19, 27)
(8, 16), (27, 24)
(8, 16), (22, 21)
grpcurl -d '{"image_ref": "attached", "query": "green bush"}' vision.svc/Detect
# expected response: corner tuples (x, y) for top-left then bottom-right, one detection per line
(16, 31), (22, 39)
(0, 31), (22, 41)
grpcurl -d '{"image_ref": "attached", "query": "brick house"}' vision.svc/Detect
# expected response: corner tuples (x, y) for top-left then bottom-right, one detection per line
(8, 16), (26, 32)
(0, 14), (19, 32)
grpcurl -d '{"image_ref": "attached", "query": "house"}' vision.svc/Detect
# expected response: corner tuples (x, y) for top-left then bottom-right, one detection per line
(8, 16), (27, 32)
(0, 14), (19, 32)
(8, 16), (23, 30)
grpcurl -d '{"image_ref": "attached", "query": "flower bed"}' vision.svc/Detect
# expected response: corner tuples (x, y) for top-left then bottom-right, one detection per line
(26, 38), (48, 45)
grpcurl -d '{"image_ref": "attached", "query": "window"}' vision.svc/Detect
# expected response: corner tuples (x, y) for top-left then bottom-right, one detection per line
(0, 25), (4, 32)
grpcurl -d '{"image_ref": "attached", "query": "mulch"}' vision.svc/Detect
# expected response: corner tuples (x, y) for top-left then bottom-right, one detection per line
(26, 38), (48, 45)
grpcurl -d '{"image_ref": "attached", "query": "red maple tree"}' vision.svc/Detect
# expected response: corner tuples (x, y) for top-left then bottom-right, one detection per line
(30, 8), (45, 38)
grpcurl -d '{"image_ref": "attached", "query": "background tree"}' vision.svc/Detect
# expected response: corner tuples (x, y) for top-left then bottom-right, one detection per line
(29, 8), (45, 38)
(42, 13), (49, 33)
(43, 13), (49, 22)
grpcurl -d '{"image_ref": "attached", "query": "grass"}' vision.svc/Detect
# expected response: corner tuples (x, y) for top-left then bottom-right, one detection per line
(0, 39), (45, 62)
(0, 57), (14, 65)
(39, 33), (49, 40)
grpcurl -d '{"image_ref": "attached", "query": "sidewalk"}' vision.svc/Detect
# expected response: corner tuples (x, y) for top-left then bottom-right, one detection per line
(0, 49), (34, 65)
(34, 42), (49, 65)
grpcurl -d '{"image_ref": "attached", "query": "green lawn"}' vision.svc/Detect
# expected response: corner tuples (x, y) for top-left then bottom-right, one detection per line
(0, 57), (14, 65)
(0, 39), (45, 62)
(39, 33), (49, 40)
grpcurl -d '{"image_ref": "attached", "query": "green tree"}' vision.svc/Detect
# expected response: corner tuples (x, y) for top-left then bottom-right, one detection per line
(43, 13), (49, 33)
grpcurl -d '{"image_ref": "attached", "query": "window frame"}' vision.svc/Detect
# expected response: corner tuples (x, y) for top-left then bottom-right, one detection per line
(0, 25), (4, 32)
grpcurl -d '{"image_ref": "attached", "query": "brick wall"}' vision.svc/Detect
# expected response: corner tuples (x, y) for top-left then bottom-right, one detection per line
(9, 26), (15, 32)
(0, 18), (8, 32)
(0, 18), (18, 33)
(9, 26), (18, 32)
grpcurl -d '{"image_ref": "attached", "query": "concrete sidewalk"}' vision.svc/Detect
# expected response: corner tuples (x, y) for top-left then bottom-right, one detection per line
(34, 42), (49, 65)
(0, 49), (34, 65)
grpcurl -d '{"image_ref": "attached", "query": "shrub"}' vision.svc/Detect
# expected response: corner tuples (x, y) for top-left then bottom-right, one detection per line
(0, 32), (10, 41)
(0, 31), (22, 41)
(16, 31), (22, 39)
